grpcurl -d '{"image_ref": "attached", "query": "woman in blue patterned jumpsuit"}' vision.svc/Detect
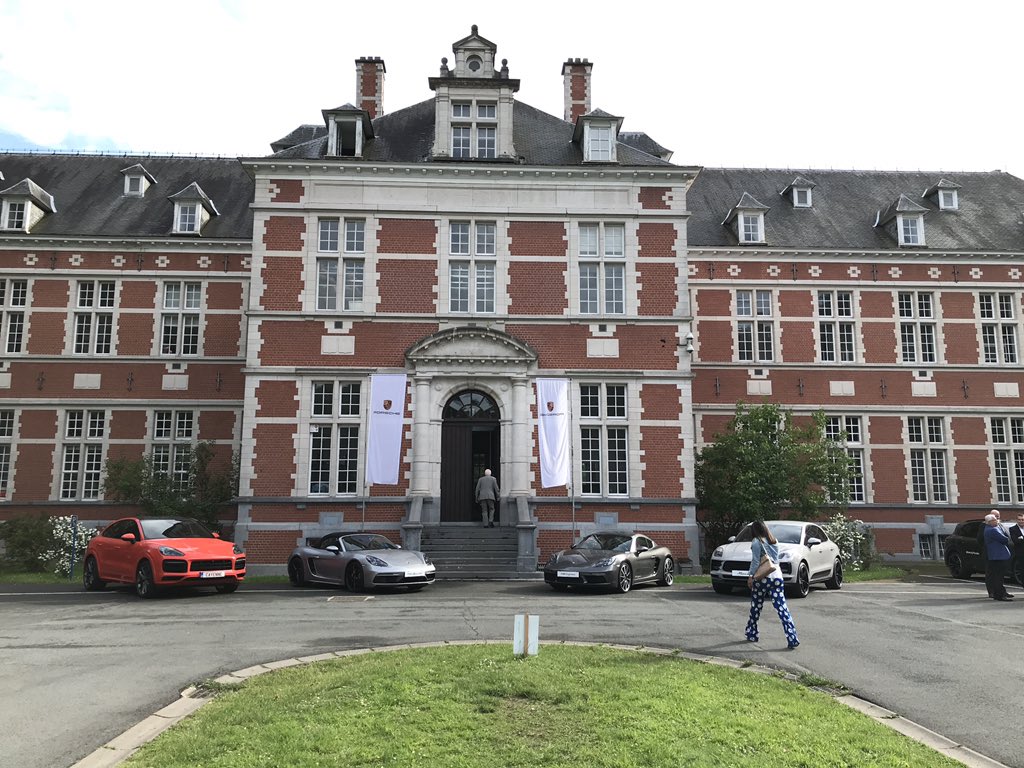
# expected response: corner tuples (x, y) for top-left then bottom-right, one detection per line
(745, 520), (799, 649)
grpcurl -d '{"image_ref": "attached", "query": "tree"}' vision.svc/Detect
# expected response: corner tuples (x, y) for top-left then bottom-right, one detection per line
(695, 403), (850, 562)
(104, 442), (239, 529)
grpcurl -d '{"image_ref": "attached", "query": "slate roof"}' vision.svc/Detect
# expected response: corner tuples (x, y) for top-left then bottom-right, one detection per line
(687, 168), (1024, 252)
(0, 153), (253, 238)
(619, 132), (672, 161)
(264, 98), (677, 168)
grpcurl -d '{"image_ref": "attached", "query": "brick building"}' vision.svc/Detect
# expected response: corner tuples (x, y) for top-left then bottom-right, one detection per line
(2, 26), (1023, 572)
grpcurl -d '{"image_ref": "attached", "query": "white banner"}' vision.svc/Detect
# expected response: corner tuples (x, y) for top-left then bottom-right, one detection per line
(365, 374), (407, 486)
(536, 378), (570, 489)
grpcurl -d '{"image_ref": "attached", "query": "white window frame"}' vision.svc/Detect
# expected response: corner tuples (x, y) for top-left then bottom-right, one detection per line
(793, 188), (812, 208)
(174, 202), (199, 234)
(585, 124), (614, 162)
(907, 416), (949, 503)
(60, 409), (107, 500)
(309, 381), (362, 495)
(736, 289), (774, 362)
(578, 382), (628, 496)
(0, 409), (14, 499)
(450, 100), (498, 159)
(578, 222), (626, 315)
(160, 281), (202, 356)
(898, 291), (938, 364)
(2, 200), (27, 231)
(124, 175), (144, 197)
(448, 221), (497, 314)
(152, 410), (195, 493)
(316, 219), (366, 312)
(990, 416), (1024, 504)
(73, 280), (116, 355)
(825, 415), (866, 503)
(938, 189), (958, 210)
(739, 212), (764, 244)
(979, 292), (1018, 365)
(897, 214), (925, 246)
(816, 290), (856, 363)
(0, 278), (28, 355)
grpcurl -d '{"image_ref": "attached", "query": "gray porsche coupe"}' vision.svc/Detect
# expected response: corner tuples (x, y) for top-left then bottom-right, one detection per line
(543, 532), (675, 593)
(287, 532), (435, 592)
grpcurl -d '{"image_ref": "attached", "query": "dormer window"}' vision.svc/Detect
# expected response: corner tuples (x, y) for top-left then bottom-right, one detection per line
(168, 182), (218, 236)
(781, 176), (816, 209)
(2, 201), (26, 231)
(177, 204), (198, 234)
(322, 105), (373, 158)
(120, 164), (156, 197)
(923, 178), (961, 212)
(740, 213), (764, 243)
(875, 193), (927, 247)
(0, 178), (56, 234)
(722, 192), (769, 245)
(588, 125), (612, 161)
(126, 176), (143, 195)
(449, 100), (498, 159)
(794, 188), (811, 207)
(938, 189), (958, 210)
(467, 55), (482, 72)
(574, 110), (622, 164)
(899, 214), (924, 246)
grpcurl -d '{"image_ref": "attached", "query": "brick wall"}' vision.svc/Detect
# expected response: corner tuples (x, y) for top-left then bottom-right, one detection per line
(110, 410), (147, 440)
(206, 282), (244, 311)
(31, 279), (69, 307)
(13, 445), (54, 500)
(508, 262), (567, 315)
(199, 411), (238, 441)
(118, 313), (155, 355)
(257, 320), (438, 367)
(250, 424), (297, 495)
(640, 384), (681, 421)
(377, 260), (436, 313)
(120, 282), (157, 309)
(954, 448), (992, 504)
(256, 380), (299, 418)
(641, 426), (684, 496)
(26, 313), (66, 355)
(505, 324), (679, 370)
(270, 179), (304, 204)
(244, 530), (301, 565)
(638, 188), (671, 210)
(262, 216), (305, 252)
(204, 314), (243, 357)
(377, 218), (437, 254)
(260, 256), (303, 311)
(870, 448), (908, 504)
(636, 263), (677, 316)
(779, 321), (815, 363)
(944, 324), (978, 365)
(508, 221), (566, 256)
(637, 222), (676, 256)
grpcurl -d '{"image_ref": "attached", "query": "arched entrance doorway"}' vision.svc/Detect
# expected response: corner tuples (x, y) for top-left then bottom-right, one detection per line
(440, 390), (500, 522)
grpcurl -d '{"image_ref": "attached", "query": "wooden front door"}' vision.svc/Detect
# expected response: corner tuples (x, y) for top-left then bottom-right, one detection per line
(440, 391), (500, 522)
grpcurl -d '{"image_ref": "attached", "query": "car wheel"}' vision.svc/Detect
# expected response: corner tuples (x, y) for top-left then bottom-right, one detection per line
(215, 583), (238, 594)
(287, 557), (306, 587)
(549, 583), (569, 592)
(345, 562), (365, 592)
(135, 561), (157, 599)
(946, 551), (971, 579)
(789, 562), (810, 599)
(711, 579), (733, 595)
(615, 562), (633, 593)
(657, 557), (675, 587)
(825, 558), (844, 590)
(83, 556), (105, 591)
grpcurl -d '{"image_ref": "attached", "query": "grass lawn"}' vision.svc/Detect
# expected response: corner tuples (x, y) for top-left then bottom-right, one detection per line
(124, 645), (959, 768)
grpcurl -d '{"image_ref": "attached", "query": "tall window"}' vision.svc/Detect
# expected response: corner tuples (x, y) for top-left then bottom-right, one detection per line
(317, 219), (365, 311)
(578, 223), (625, 315)
(74, 280), (115, 355)
(991, 416), (1024, 504)
(899, 215), (923, 246)
(979, 292), (1018, 364)
(0, 409), (13, 498)
(579, 383), (628, 496)
(152, 411), (194, 493)
(0, 278), (27, 354)
(817, 290), (855, 363)
(449, 221), (496, 313)
(3, 201), (26, 230)
(825, 415), (865, 502)
(451, 101), (498, 159)
(587, 125), (612, 161)
(898, 291), (937, 363)
(740, 213), (763, 243)
(61, 410), (106, 500)
(160, 282), (201, 356)
(309, 381), (361, 495)
(177, 203), (198, 234)
(907, 416), (948, 503)
(736, 289), (774, 362)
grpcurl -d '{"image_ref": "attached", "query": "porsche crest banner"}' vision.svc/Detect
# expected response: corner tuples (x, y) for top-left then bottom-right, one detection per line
(366, 374), (407, 486)
(536, 378), (570, 488)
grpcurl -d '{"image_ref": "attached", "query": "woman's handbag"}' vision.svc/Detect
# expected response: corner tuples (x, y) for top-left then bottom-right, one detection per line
(753, 539), (777, 580)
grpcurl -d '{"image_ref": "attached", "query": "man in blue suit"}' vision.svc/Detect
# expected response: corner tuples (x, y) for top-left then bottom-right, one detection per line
(983, 512), (1014, 601)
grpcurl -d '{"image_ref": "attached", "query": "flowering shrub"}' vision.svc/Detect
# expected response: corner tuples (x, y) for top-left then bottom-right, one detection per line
(37, 516), (98, 577)
(822, 511), (873, 571)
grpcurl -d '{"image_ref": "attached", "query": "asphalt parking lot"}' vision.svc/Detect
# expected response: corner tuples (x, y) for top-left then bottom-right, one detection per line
(1, 574), (1021, 768)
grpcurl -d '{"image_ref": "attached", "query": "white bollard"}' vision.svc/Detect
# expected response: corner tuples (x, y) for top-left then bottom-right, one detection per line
(513, 614), (539, 657)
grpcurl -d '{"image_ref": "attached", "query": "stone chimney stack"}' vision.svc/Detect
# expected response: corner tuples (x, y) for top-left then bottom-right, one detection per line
(562, 58), (593, 123)
(355, 56), (386, 119)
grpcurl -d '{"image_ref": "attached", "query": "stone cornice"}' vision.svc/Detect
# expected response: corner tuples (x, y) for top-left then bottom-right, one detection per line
(406, 326), (538, 366)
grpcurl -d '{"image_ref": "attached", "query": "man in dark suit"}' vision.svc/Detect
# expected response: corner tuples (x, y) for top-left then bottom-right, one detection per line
(983, 513), (1014, 601)
(1009, 511), (1024, 587)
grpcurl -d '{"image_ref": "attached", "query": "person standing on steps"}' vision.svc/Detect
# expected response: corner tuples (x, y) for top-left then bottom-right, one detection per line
(745, 520), (800, 649)
(475, 469), (499, 528)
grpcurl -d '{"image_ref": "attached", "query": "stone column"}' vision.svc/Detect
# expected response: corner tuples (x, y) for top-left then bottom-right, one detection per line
(510, 377), (530, 494)
(410, 375), (432, 496)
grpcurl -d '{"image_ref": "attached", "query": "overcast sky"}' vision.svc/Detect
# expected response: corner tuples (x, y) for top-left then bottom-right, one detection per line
(1, 0), (1020, 178)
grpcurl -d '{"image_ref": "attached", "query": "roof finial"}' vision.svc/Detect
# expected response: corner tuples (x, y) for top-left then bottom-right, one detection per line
(471, 24), (478, 34)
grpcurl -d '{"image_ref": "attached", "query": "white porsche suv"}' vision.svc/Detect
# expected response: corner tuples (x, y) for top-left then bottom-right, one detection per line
(709, 520), (843, 598)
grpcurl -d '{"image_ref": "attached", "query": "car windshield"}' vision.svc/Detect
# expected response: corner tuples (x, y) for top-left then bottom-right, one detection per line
(140, 518), (215, 540)
(342, 534), (399, 551)
(734, 523), (803, 545)
(575, 534), (632, 552)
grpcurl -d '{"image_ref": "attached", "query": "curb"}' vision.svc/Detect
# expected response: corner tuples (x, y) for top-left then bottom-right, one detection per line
(70, 640), (1009, 768)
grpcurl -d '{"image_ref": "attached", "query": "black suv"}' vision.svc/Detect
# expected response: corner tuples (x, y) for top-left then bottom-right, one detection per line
(944, 519), (1018, 579)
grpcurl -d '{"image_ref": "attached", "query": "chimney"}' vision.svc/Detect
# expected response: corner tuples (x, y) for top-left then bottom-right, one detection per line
(355, 56), (386, 119)
(562, 58), (592, 123)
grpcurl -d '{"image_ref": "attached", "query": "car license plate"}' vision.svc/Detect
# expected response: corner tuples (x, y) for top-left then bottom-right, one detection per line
(200, 570), (226, 579)
(405, 568), (426, 578)
(556, 570), (579, 578)
(731, 570), (749, 577)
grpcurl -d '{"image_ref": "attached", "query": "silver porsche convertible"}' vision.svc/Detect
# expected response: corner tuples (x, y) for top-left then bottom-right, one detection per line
(543, 531), (675, 593)
(287, 532), (435, 592)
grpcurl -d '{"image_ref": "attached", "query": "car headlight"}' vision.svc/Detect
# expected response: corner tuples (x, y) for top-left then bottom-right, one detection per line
(365, 555), (389, 567)
(777, 551), (793, 562)
(233, 545), (244, 555)
(421, 554), (432, 565)
(158, 546), (185, 557)
(592, 558), (613, 568)
(712, 547), (724, 558)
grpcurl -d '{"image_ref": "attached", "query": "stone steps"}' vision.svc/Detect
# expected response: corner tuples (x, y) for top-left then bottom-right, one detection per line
(421, 525), (535, 579)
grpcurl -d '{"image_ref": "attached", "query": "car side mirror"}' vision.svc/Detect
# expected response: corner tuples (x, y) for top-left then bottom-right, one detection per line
(728, 536), (736, 543)
(326, 545), (340, 554)
(212, 532), (221, 539)
(635, 545), (650, 554)
(120, 533), (137, 543)
(807, 537), (822, 547)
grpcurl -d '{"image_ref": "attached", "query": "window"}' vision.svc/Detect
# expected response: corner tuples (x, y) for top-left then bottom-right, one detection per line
(898, 291), (937, 364)
(898, 214), (924, 246)
(907, 416), (948, 503)
(152, 411), (194, 493)
(938, 189), (958, 210)
(793, 188), (812, 207)
(736, 289), (774, 362)
(918, 534), (933, 560)
(2, 201), (26, 230)
(579, 223), (625, 315)
(60, 410), (106, 500)
(825, 415), (865, 502)
(579, 383), (628, 496)
(817, 290), (855, 363)
(125, 175), (143, 196)
(160, 282), (201, 356)
(740, 213), (764, 243)
(74, 280), (115, 355)
(0, 409), (13, 498)
(0, 278), (27, 354)
(316, 219), (365, 312)
(449, 221), (497, 313)
(309, 381), (362, 495)
(979, 293), (1018, 364)
(587, 125), (612, 162)
(991, 416), (1024, 504)
(450, 100), (498, 159)
(177, 203), (198, 234)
